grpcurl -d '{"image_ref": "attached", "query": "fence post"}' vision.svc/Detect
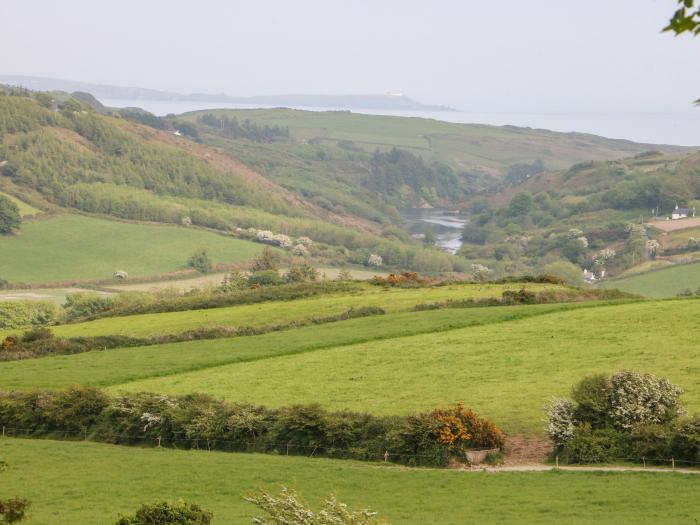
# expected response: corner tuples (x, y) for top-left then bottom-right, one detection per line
(672, 457), (675, 471)
(286, 444), (289, 456)
(555, 455), (559, 469)
(642, 457), (646, 469)
(84, 429), (88, 441)
(157, 436), (161, 448)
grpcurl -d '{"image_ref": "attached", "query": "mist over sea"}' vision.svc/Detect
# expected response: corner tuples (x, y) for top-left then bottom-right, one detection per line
(101, 98), (700, 147)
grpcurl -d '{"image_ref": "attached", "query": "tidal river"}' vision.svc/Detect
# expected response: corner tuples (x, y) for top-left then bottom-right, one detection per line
(400, 209), (466, 254)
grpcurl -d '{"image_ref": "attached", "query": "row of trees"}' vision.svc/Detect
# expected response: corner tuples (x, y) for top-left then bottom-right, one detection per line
(197, 113), (289, 142)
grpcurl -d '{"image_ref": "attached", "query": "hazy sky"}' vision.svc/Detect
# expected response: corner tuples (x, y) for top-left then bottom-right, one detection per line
(2, 0), (699, 114)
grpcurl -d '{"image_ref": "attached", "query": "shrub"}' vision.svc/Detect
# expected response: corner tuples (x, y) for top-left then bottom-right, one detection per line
(20, 326), (53, 343)
(246, 488), (384, 525)
(607, 370), (684, 430)
(545, 398), (576, 446)
(501, 288), (537, 304)
(115, 501), (212, 525)
(669, 414), (700, 463)
(248, 270), (284, 287)
(291, 243), (309, 257)
(561, 426), (628, 463)
(366, 253), (383, 267)
(0, 497), (29, 524)
(251, 247), (280, 272)
(570, 374), (610, 429)
(369, 272), (430, 288)
(285, 264), (318, 283)
(0, 388), (502, 468)
(187, 250), (212, 273)
(64, 293), (114, 320)
(0, 301), (57, 329)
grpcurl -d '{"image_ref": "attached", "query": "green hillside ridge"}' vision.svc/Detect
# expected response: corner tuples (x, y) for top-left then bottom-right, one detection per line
(3, 438), (698, 525)
(178, 107), (691, 213)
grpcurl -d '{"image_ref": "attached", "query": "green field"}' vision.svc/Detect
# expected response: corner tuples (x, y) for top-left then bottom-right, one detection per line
(48, 282), (562, 338)
(108, 299), (700, 434)
(0, 191), (41, 217)
(0, 214), (264, 283)
(605, 262), (700, 298)
(0, 303), (583, 391)
(6, 298), (699, 435)
(2, 438), (699, 525)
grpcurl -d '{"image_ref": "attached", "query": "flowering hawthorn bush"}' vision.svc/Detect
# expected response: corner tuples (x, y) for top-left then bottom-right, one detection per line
(545, 370), (694, 464)
(246, 488), (385, 525)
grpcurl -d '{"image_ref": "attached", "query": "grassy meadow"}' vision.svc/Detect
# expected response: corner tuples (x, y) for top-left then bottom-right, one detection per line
(106, 298), (700, 434)
(605, 261), (700, 298)
(48, 282), (563, 338)
(5, 297), (699, 435)
(0, 302), (582, 391)
(2, 438), (699, 525)
(0, 214), (263, 283)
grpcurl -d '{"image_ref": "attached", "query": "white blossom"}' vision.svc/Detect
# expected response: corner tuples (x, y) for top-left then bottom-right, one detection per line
(544, 398), (577, 446)
(367, 254), (383, 267)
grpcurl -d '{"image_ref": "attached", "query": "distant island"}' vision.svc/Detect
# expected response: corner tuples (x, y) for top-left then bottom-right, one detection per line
(0, 75), (454, 112)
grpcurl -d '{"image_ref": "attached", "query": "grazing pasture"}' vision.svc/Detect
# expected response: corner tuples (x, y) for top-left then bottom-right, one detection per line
(48, 281), (563, 338)
(0, 214), (263, 283)
(605, 262), (700, 298)
(0, 302), (581, 391)
(1, 438), (699, 525)
(110, 299), (700, 434)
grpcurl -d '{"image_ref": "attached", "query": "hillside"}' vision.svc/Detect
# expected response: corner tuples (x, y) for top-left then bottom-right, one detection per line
(457, 150), (700, 285)
(178, 108), (691, 212)
(0, 90), (464, 281)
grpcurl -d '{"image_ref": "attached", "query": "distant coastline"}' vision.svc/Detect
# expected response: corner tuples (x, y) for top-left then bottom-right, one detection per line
(0, 75), (454, 112)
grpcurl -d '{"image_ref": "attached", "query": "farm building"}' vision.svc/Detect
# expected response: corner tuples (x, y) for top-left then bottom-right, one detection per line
(671, 205), (695, 220)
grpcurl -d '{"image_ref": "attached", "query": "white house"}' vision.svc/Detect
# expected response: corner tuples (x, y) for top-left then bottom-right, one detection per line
(671, 204), (689, 220)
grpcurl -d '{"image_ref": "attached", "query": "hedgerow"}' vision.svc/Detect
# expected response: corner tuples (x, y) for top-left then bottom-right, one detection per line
(0, 387), (504, 468)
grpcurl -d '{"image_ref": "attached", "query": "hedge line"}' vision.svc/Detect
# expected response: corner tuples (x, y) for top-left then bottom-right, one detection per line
(0, 387), (504, 467)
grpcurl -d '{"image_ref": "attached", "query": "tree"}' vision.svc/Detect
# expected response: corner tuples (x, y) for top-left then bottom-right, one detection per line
(665, 1), (700, 36)
(0, 196), (21, 234)
(421, 225), (436, 246)
(664, 1), (700, 103)
(506, 192), (533, 216)
(187, 249), (212, 273)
